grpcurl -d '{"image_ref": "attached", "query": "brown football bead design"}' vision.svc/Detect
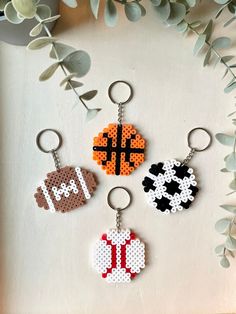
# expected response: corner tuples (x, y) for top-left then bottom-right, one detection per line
(34, 166), (96, 213)
(93, 123), (145, 175)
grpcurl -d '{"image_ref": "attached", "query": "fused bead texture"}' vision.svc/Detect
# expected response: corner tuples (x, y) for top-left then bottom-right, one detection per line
(35, 166), (96, 213)
(93, 228), (145, 283)
(142, 159), (198, 214)
(93, 123), (145, 175)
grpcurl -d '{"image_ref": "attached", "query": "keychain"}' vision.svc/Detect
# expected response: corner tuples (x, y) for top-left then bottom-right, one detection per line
(34, 129), (97, 213)
(93, 187), (145, 283)
(142, 127), (212, 214)
(93, 81), (146, 175)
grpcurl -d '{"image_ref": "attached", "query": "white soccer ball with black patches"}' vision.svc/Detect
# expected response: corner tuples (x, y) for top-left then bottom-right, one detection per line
(142, 159), (198, 214)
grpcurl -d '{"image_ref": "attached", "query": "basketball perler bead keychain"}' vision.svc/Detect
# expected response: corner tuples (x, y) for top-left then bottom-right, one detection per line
(35, 129), (97, 213)
(93, 81), (146, 175)
(93, 187), (146, 283)
(142, 127), (212, 214)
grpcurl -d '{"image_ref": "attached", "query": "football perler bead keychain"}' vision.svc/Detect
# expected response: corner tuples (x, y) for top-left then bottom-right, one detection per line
(34, 129), (96, 213)
(93, 187), (145, 283)
(93, 81), (146, 175)
(142, 127), (212, 214)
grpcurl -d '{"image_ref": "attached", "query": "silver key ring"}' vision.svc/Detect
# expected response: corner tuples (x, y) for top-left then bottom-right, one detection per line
(36, 129), (63, 153)
(107, 186), (132, 211)
(187, 127), (212, 152)
(108, 80), (133, 105)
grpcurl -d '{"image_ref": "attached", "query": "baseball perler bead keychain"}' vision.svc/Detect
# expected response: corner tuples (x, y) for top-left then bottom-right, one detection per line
(93, 80), (146, 175)
(34, 129), (96, 213)
(93, 187), (145, 283)
(142, 127), (212, 214)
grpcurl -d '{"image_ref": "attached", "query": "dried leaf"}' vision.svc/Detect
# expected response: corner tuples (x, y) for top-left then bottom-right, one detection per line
(39, 62), (59, 81)
(27, 37), (57, 50)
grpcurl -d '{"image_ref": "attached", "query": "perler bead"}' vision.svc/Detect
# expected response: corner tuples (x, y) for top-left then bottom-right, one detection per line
(34, 166), (96, 213)
(93, 123), (145, 175)
(93, 228), (145, 283)
(142, 159), (199, 214)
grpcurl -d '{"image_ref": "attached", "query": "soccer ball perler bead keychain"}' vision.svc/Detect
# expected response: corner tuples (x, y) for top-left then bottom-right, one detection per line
(142, 127), (212, 214)
(34, 129), (97, 213)
(93, 186), (145, 283)
(93, 80), (146, 175)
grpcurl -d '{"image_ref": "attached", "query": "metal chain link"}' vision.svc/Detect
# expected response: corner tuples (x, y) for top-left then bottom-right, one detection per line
(117, 103), (124, 125)
(181, 148), (196, 166)
(51, 149), (61, 170)
(116, 209), (122, 232)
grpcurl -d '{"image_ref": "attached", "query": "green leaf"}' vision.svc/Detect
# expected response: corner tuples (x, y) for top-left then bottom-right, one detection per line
(86, 108), (102, 121)
(225, 152), (236, 171)
(215, 133), (235, 146)
(30, 22), (43, 37)
(42, 15), (60, 24)
(222, 68), (228, 79)
(229, 64), (236, 68)
(229, 179), (236, 190)
(104, 0), (117, 27)
(215, 244), (225, 255)
(186, 0), (196, 7)
(224, 82), (236, 93)
(166, 3), (186, 26)
(0, 0), (9, 11)
(4, 1), (24, 24)
(193, 34), (206, 55)
(212, 37), (231, 49)
(220, 256), (230, 268)
(65, 80), (83, 90)
(203, 49), (211, 67)
(221, 56), (234, 63)
(224, 17), (236, 27)
(190, 20), (201, 28)
(155, 0), (170, 21)
(36, 4), (51, 20)
(50, 43), (76, 60)
(80, 90), (98, 100)
(214, 0), (229, 3)
(215, 5), (226, 19)
(27, 37), (57, 50)
(39, 62), (59, 81)
(151, 0), (161, 6)
(137, 3), (146, 16)
(225, 235), (236, 251)
(176, 20), (188, 33)
(221, 168), (230, 172)
(203, 20), (213, 41)
(63, 50), (91, 78)
(60, 73), (78, 86)
(215, 218), (231, 234)
(90, 0), (100, 18)
(62, 0), (77, 8)
(220, 205), (236, 214)
(12, 0), (37, 18)
(125, 2), (142, 22)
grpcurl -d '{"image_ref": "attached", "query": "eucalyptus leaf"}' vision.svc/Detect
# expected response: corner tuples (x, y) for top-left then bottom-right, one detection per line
(4, 1), (24, 24)
(203, 20), (213, 41)
(190, 21), (201, 28)
(215, 133), (235, 146)
(229, 64), (236, 68)
(215, 244), (225, 255)
(176, 20), (188, 33)
(215, 4), (226, 18)
(220, 205), (236, 214)
(36, 4), (51, 20)
(39, 62), (59, 81)
(138, 3), (146, 16)
(12, 0), (37, 18)
(221, 56), (234, 63)
(27, 37), (57, 50)
(166, 3), (186, 26)
(60, 73), (78, 86)
(104, 0), (117, 27)
(229, 179), (236, 190)
(155, 0), (170, 21)
(50, 43), (76, 60)
(203, 49), (211, 67)
(224, 17), (236, 27)
(220, 256), (230, 268)
(80, 90), (98, 100)
(62, 0), (77, 8)
(225, 235), (236, 251)
(224, 82), (236, 93)
(0, 0), (9, 11)
(212, 37), (231, 49)
(186, 0), (196, 7)
(193, 34), (206, 55)
(225, 152), (236, 171)
(65, 80), (83, 90)
(90, 0), (100, 18)
(63, 50), (91, 78)
(215, 218), (231, 234)
(151, 0), (161, 6)
(125, 2), (142, 22)
(30, 22), (43, 37)
(214, 0), (229, 3)
(221, 168), (230, 172)
(86, 108), (102, 121)
(42, 15), (61, 24)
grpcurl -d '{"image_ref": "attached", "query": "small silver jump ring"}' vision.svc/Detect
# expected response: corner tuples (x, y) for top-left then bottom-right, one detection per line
(187, 127), (212, 152)
(107, 186), (132, 211)
(36, 129), (63, 153)
(108, 80), (133, 105)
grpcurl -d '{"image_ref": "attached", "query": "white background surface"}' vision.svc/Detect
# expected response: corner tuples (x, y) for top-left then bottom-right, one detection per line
(1, 1), (236, 313)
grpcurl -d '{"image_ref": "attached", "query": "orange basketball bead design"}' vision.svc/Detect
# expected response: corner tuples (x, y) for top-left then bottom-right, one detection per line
(93, 124), (145, 175)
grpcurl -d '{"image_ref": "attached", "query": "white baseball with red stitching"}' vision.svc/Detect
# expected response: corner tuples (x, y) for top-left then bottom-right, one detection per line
(93, 229), (145, 283)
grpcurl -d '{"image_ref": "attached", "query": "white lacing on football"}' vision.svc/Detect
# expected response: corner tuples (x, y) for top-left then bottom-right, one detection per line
(40, 180), (56, 213)
(52, 180), (79, 201)
(75, 167), (91, 199)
